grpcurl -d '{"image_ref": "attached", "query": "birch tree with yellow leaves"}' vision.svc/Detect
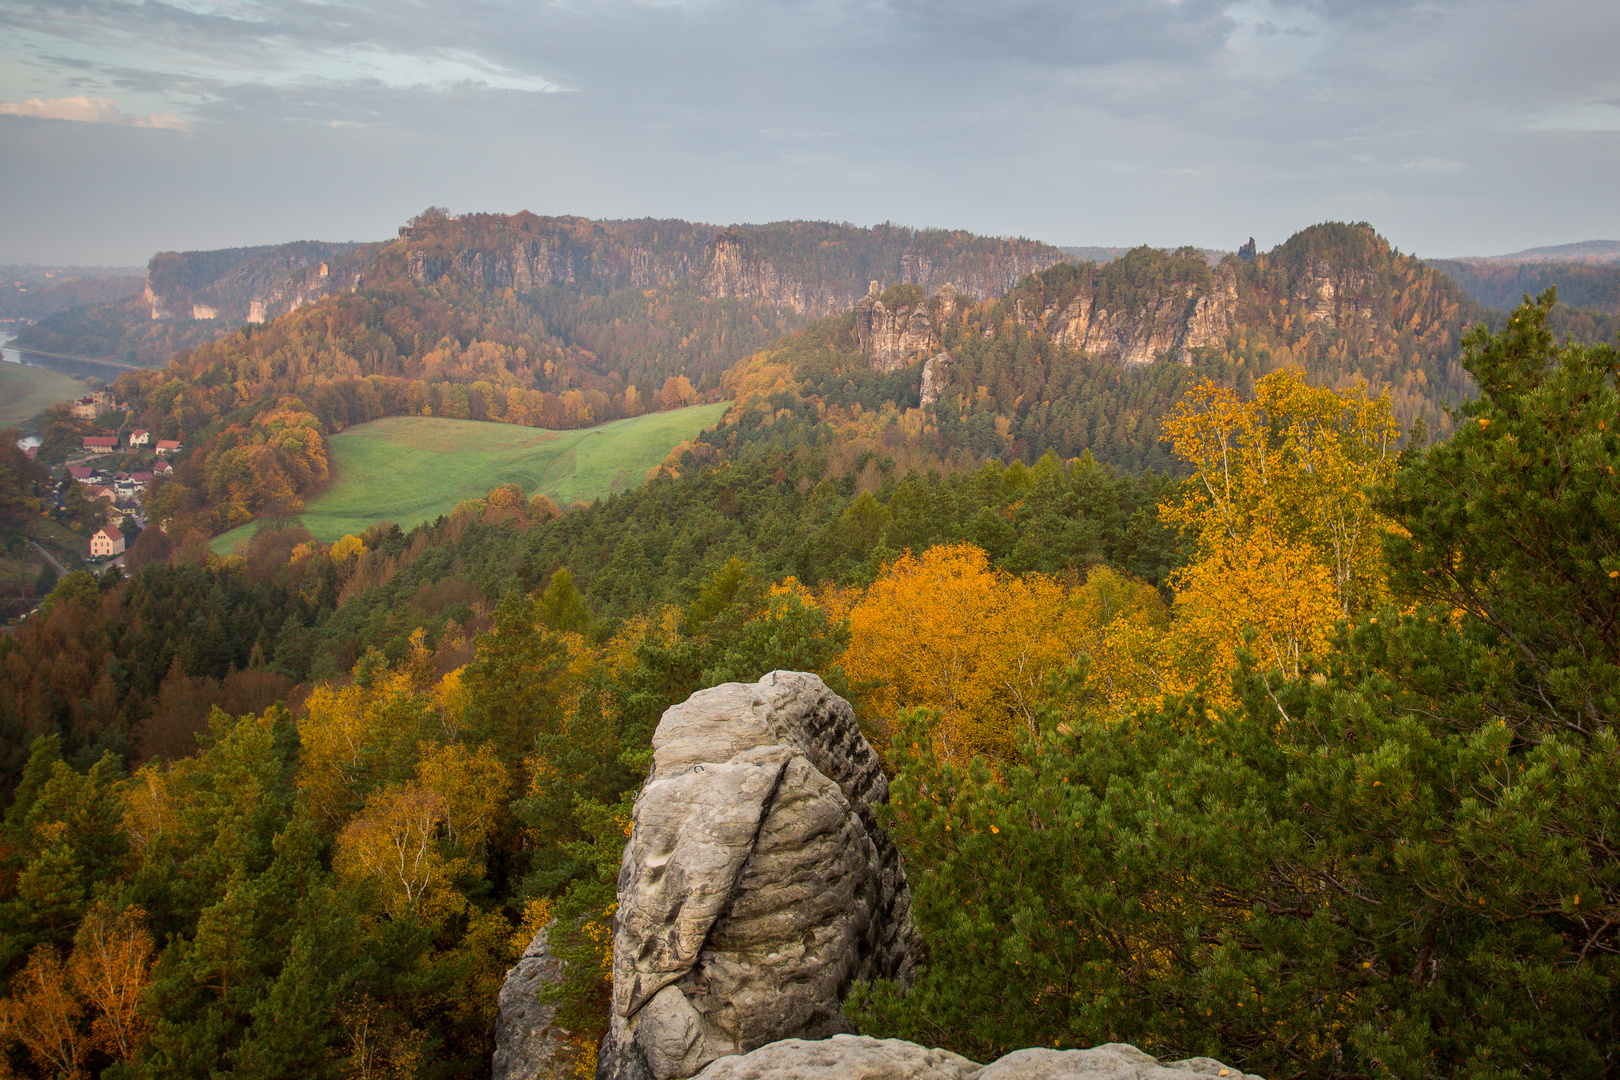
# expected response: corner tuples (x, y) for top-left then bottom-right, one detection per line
(1154, 369), (1400, 703)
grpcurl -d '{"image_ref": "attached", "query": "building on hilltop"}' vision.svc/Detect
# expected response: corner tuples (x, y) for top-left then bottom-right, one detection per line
(70, 390), (116, 420)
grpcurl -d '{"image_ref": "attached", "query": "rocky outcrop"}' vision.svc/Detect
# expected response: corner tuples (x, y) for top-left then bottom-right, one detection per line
(1038, 271), (1236, 365)
(919, 352), (953, 406)
(494, 924), (579, 1080)
(699, 225), (1064, 316)
(1289, 259), (1377, 328)
(856, 283), (938, 372)
(407, 223), (707, 294)
(145, 241), (377, 324)
(690, 1035), (1265, 1080)
(692, 1036), (979, 1080)
(700, 234), (852, 317)
(599, 672), (914, 1080)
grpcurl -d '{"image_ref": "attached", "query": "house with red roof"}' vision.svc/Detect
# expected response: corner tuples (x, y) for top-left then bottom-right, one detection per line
(68, 465), (94, 482)
(128, 429), (151, 447)
(154, 439), (182, 457)
(83, 435), (119, 452)
(90, 526), (125, 558)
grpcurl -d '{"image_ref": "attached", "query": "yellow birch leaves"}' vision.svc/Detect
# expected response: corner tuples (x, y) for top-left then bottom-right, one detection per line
(1154, 369), (1399, 705)
(842, 544), (1087, 763)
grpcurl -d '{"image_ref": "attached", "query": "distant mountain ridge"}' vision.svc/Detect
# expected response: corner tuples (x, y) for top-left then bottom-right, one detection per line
(1447, 240), (1620, 265)
(397, 212), (1067, 314)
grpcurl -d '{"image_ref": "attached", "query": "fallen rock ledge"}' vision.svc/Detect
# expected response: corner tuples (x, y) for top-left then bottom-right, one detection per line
(691, 1035), (1265, 1080)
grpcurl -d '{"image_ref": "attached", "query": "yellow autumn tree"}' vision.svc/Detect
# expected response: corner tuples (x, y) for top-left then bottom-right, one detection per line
(2, 945), (86, 1079)
(68, 902), (155, 1063)
(299, 635), (443, 827)
(1067, 566), (1171, 722)
(1150, 368), (1400, 706)
(843, 543), (1085, 763)
(334, 781), (458, 920)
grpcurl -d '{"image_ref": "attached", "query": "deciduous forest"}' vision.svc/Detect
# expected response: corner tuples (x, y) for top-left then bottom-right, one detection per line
(1, 206), (1615, 1079)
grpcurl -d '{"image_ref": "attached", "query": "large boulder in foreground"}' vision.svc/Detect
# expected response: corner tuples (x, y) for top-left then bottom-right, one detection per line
(690, 1035), (1266, 1080)
(598, 672), (915, 1080)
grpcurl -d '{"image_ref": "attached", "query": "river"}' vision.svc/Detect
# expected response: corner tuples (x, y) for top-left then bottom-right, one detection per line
(0, 330), (148, 384)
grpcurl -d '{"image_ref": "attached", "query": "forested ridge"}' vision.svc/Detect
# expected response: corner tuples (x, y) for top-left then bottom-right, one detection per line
(3, 202), (1618, 1077)
(35, 218), (1508, 548)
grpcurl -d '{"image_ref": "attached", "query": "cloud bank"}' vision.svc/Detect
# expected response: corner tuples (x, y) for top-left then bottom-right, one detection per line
(0, 0), (1616, 263)
(0, 94), (189, 130)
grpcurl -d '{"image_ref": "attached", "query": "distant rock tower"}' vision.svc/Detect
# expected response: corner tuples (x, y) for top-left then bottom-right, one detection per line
(1238, 237), (1257, 260)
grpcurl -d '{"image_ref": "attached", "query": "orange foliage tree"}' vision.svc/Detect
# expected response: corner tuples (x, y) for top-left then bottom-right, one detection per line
(842, 543), (1086, 762)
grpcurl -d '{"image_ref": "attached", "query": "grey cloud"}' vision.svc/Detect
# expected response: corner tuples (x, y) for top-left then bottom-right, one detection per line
(0, 0), (1616, 262)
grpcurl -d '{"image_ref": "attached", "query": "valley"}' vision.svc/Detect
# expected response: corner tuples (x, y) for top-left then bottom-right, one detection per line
(0, 355), (90, 425)
(209, 402), (730, 552)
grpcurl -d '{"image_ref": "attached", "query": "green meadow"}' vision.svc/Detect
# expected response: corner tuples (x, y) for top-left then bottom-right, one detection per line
(0, 362), (90, 425)
(212, 402), (730, 553)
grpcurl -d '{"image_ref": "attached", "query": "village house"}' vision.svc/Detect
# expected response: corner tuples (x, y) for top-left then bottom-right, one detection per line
(153, 461), (173, 476)
(83, 434), (119, 453)
(89, 526), (125, 558)
(154, 439), (182, 457)
(67, 465), (95, 483)
(128, 429), (151, 447)
(85, 484), (117, 505)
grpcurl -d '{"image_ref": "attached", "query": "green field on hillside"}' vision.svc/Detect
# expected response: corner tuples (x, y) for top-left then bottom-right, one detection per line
(0, 362), (89, 425)
(212, 402), (730, 553)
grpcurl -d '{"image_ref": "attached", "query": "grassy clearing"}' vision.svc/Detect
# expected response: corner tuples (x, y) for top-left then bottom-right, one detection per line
(213, 402), (730, 553)
(0, 363), (89, 425)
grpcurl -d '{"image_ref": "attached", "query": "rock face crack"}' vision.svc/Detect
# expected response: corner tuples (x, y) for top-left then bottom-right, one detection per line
(598, 673), (915, 1080)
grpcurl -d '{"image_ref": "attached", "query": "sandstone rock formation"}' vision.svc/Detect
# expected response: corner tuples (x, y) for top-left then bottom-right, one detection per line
(692, 1035), (979, 1080)
(144, 240), (376, 324)
(700, 228), (1062, 317)
(690, 1035), (1266, 1080)
(856, 283), (939, 372)
(598, 673), (914, 1080)
(408, 234), (703, 294)
(493, 924), (577, 1080)
(1033, 271), (1237, 365)
(1289, 260), (1377, 328)
(919, 352), (953, 406)
(701, 235), (852, 317)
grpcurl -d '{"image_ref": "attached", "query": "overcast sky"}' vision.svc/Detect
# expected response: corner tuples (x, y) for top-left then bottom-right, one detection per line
(1, 0), (1616, 266)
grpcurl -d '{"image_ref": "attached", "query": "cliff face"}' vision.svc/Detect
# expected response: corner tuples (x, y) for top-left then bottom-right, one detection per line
(699, 223), (1065, 315)
(854, 282), (941, 371)
(145, 241), (379, 323)
(1035, 270), (1237, 365)
(403, 215), (712, 293)
(700, 234), (851, 316)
